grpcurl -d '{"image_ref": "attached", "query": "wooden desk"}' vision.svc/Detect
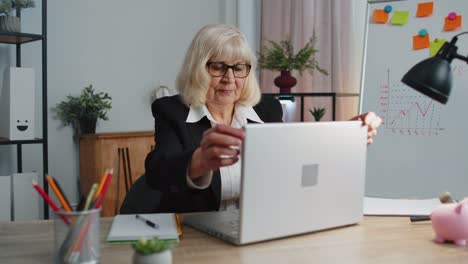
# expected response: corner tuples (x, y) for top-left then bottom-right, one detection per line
(1, 217), (467, 263)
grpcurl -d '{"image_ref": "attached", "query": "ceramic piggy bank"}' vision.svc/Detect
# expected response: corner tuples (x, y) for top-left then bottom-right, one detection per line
(431, 198), (468, 246)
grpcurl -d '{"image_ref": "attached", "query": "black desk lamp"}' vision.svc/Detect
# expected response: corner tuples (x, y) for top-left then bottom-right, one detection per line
(401, 32), (468, 104)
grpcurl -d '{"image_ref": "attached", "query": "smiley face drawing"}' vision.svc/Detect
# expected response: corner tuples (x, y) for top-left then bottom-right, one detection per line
(17, 120), (29, 131)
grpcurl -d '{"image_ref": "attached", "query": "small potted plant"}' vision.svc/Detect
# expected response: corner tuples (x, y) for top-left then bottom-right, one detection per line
(53, 84), (112, 138)
(132, 237), (173, 264)
(309, 107), (326, 122)
(0, 0), (35, 32)
(258, 31), (328, 93)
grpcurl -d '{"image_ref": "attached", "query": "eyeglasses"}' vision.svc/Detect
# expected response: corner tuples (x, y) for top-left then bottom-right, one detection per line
(206, 62), (252, 78)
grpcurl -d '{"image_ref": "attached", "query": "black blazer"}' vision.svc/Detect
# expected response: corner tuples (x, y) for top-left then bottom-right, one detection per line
(145, 94), (283, 213)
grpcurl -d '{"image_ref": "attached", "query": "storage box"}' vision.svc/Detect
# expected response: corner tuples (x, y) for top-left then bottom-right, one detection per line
(0, 175), (11, 221)
(13, 172), (40, 220)
(0, 67), (35, 140)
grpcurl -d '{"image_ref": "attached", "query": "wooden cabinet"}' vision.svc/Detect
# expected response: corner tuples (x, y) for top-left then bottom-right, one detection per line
(79, 131), (154, 216)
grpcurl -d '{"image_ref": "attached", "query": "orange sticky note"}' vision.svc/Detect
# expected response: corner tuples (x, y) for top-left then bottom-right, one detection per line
(444, 15), (462, 31)
(413, 34), (430, 50)
(416, 2), (434, 17)
(373, 9), (389, 24)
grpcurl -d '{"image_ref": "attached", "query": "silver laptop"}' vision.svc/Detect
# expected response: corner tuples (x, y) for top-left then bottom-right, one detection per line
(183, 121), (368, 245)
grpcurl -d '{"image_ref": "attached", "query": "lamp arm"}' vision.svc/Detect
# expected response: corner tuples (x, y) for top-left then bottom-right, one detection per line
(454, 31), (468, 38)
(450, 32), (468, 63)
(453, 53), (468, 64)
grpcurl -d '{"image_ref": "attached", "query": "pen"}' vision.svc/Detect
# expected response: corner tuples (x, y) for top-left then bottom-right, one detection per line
(409, 192), (457, 222)
(410, 215), (431, 222)
(136, 214), (159, 229)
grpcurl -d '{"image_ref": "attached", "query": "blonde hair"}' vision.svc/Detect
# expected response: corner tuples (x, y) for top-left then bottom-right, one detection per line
(176, 24), (261, 107)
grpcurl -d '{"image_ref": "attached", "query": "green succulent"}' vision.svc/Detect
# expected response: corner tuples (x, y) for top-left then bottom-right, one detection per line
(132, 237), (173, 255)
(257, 31), (328, 76)
(309, 107), (326, 122)
(0, 0), (35, 16)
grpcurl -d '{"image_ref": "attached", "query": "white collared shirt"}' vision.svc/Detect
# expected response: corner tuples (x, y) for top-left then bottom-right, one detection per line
(185, 103), (264, 209)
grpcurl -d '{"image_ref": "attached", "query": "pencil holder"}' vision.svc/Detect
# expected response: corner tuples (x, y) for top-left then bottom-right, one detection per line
(54, 208), (101, 264)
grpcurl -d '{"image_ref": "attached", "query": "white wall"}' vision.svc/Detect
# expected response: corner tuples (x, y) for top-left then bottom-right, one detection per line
(46, 0), (242, 205)
(0, 0), (258, 217)
(0, 0), (264, 217)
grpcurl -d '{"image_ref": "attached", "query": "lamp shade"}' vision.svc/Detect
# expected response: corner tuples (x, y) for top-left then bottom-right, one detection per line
(401, 57), (452, 104)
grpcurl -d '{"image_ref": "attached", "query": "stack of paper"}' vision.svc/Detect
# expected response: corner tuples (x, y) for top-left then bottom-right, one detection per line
(363, 197), (441, 216)
(107, 213), (179, 243)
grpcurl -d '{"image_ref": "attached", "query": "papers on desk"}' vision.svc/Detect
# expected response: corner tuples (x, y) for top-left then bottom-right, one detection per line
(107, 213), (179, 244)
(363, 197), (441, 216)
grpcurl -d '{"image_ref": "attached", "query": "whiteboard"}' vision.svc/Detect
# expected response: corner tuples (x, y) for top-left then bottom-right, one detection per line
(360, 0), (468, 199)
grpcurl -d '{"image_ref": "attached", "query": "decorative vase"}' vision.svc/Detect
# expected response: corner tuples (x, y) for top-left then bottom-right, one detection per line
(0, 16), (20, 32)
(79, 117), (97, 134)
(133, 250), (172, 264)
(274, 70), (297, 94)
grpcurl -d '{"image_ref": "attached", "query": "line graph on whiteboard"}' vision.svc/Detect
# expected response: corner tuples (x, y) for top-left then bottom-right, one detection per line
(378, 69), (445, 136)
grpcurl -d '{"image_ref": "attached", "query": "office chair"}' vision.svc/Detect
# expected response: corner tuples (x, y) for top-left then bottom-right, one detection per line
(119, 174), (162, 214)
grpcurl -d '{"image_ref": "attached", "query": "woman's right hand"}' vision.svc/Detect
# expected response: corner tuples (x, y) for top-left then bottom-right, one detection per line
(189, 124), (244, 180)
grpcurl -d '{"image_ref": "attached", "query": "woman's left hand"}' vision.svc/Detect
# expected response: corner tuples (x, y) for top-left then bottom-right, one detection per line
(350, 112), (382, 145)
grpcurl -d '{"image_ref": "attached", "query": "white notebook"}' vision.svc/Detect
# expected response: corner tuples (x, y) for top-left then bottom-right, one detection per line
(107, 213), (179, 243)
(363, 197), (441, 216)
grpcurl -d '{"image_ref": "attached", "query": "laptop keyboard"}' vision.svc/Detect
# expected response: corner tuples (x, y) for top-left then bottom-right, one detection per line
(214, 220), (239, 236)
(185, 210), (240, 239)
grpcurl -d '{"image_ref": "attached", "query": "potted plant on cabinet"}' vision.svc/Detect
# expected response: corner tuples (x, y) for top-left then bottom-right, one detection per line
(132, 237), (174, 264)
(0, 0), (35, 32)
(257, 31), (328, 93)
(53, 84), (112, 139)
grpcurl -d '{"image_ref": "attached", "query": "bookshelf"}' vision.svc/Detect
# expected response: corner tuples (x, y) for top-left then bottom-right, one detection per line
(263, 92), (360, 121)
(0, 0), (49, 219)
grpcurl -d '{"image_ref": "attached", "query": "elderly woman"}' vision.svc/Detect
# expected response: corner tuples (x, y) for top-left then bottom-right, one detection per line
(145, 24), (381, 213)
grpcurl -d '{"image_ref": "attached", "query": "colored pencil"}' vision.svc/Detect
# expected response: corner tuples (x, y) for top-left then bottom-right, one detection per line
(84, 183), (98, 211)
(93, 169), (113, 209)
(175, 214), (183, 240)
(73, 169), (113, 258)
(66, 183), (99, 261)
(46, 175), (73, 213)
(52, 176), (72, 210)
(76, 195), (86, 211)
(32, 179), (70, 225)
(93, 170), (109, 200)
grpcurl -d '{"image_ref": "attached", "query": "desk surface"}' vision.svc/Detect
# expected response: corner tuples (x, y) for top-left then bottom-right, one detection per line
(1, 216), (467, 264)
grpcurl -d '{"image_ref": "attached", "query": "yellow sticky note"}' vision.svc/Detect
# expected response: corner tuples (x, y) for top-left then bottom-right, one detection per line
(430, 38), (446, 56)
(416, 2), (434, 17)
(444, 16), (462, 31)
(392, 11), (410, 25)
(373, 9), (389, 24)
(413, 34), (430, 50)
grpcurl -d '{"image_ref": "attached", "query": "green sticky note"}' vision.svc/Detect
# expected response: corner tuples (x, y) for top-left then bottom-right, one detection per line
(430, 39), (446, 57)
(391, 11), (410, 25)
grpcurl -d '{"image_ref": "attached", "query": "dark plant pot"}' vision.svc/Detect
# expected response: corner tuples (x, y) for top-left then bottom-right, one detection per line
(0, 16), (20, 32)
(79, 118), (97, 134)
(274, 70), (297, 94)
